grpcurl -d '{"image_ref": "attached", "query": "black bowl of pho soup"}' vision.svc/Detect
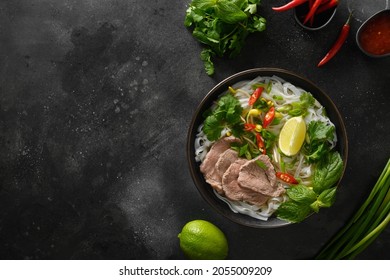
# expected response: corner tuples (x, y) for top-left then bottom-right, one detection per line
(187, 68), (348, 228)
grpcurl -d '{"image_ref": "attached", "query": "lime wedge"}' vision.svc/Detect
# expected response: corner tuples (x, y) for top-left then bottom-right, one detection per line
(278, 116), (306, 156)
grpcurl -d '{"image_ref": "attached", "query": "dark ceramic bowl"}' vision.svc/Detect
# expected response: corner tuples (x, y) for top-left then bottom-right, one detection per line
(186, 68), (348, 228)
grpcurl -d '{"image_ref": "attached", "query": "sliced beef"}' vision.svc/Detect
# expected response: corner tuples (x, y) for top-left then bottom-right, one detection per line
(215, 149), (239, 178)
(222, 159), (269, 206)
(200, 137), (285, 205)
(200, 136), (240, 193)
(237, 155), (285, 197)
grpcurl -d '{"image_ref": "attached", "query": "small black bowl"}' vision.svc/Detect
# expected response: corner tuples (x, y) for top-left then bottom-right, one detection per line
(356, 9), (390, 58)
(186, 68), (348, 228)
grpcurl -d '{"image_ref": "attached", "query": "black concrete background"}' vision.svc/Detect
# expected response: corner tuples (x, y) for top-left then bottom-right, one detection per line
(0, 0), (389, 259)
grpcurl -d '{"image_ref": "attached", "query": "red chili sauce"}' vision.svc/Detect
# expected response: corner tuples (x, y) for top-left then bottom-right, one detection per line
(358, 12), (390, 55)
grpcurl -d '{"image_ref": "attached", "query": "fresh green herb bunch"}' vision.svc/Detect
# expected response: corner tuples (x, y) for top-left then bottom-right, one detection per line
(277, 151), (344, 223)
(184, 0), (266, 75)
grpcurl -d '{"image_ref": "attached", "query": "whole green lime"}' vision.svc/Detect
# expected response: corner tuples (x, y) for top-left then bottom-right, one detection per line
(178, 219), (228, 260)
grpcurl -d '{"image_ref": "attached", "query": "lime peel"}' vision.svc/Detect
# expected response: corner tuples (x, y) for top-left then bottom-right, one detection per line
(178, 220), (228, 260)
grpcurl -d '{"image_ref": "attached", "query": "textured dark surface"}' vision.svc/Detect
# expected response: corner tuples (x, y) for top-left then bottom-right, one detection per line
(0, 0), (389, 260)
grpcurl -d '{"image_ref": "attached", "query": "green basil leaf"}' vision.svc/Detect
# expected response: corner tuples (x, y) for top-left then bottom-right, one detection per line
(310, 200), (321, 213)
(287, 185), (317, 204)
(277, 201), (312, 223)
(191, 0), (217, 10)
(310, 187), (337, 212)
(231, 0), (247, 9)
(317, 186), (337, 208)
(215, 0), (248, 24)
(313, 152), (343, 194)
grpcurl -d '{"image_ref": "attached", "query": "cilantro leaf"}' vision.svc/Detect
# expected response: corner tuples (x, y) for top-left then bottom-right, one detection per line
(307, 121), (335, 143)
(245, 3), (257, 14)
(303, 120), (335, 163)
(184, 0), (267, 75)
(247, 16), (266, 32)
(202, 94), (243, 141)
(288, 92), (315, 117)
(200, 49), (215, 75)
(203, 115), (224, 140)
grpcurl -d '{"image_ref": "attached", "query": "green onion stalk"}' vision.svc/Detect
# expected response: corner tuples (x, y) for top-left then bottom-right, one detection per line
(316, 158), (390, 259)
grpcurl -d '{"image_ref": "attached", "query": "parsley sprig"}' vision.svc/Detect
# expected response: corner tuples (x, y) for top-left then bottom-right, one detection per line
(185, 0), (266, 75)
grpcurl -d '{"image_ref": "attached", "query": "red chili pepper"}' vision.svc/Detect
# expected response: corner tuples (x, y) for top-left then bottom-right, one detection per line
(244, 123), (256, 131)
(248, 87), (264, 106)
(272, 0), (308, 12)
(315, 0), (338, 15)
(308, 0), (315, 26)
(317, 12), (352, 67)
(262, 106), (275, 128)
(256, 133), (266, 155)
(276, 172), (299, 184)
(303, 0), (324, 24)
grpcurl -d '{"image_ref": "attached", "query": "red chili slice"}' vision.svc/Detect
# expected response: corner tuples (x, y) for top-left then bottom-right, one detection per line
(276, 172), (299, 184)
(244, 123), (256, 131)
(256, 133), (266, 155)
(262, 107), (275, 128)
(249, 87), (264, 106)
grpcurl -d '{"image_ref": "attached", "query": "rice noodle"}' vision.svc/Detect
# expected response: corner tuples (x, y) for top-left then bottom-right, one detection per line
(195, 75), (338, 221)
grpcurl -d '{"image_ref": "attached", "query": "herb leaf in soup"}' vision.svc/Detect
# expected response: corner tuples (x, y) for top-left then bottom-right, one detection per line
(287, 185), (317, 204)
(203, 94), (243, 141)
(317, 187), (337, 208)
(303, 120), (335, 163)
(276, 200), (312, 223)
(313, 152), (343, 194)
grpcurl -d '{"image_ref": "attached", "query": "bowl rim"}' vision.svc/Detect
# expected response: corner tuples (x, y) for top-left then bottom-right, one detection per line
(186, 68), (349, 228)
